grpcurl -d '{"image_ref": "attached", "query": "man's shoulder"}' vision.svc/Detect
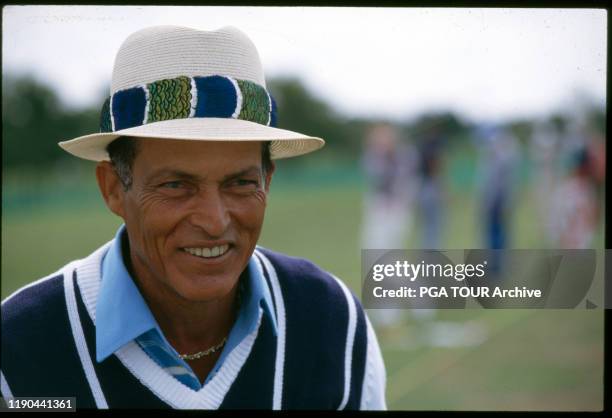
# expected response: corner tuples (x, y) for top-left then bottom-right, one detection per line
(2, 240), (110, 331)
(255, 246), (336, 285)
(256, 246), (327, 274)
(1, 266), (69, 331)
(254, 246), (362, 307)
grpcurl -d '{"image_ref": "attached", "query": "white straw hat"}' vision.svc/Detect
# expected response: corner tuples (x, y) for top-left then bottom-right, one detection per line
(58, 25), (325, 161)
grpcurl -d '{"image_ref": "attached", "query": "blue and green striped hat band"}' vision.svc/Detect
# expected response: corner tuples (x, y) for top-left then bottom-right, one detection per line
(99, 75), (277, 133)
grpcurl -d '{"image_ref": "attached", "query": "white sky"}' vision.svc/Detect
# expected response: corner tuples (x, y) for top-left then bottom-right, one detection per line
(2, 6), (607, 123)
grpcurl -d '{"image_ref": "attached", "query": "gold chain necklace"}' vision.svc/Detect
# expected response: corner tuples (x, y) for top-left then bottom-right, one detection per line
(179, 337), (228, 361)
(178, 281), (242, 361)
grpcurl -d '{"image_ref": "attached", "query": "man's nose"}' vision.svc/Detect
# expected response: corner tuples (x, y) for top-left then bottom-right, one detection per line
(188, 188), (230, 238)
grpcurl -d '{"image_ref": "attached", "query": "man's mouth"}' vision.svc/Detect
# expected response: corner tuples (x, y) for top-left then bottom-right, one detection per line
(182, 244), (230, 259)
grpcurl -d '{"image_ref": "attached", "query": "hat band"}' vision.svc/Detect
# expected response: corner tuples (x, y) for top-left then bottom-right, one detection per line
(99, 75), (277, 133)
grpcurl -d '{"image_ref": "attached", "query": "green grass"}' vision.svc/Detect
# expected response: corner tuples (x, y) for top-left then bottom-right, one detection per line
(1, 168), (604, 411)
(382, 310), (603, 410)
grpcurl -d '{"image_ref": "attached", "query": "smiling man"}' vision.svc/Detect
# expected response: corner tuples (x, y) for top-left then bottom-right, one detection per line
(1, 26), (386, 410)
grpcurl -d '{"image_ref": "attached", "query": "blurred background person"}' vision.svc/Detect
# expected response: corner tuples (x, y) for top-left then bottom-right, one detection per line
(550, 121), (601, 249)
(416, 122), (447, 249)
(582, 117), (606, 206)
(361, 122), (418, 329)
(476, 125), (520, 250)
(530, 120), (562, 246)
(361, 122), (417, 250)
(409, 122), (448, 321)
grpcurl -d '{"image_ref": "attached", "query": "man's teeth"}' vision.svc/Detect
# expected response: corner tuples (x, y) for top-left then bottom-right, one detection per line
(184, 244), (229, 258)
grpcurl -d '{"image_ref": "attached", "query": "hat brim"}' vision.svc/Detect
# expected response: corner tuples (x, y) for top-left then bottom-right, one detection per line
(58, 118), (325, 161)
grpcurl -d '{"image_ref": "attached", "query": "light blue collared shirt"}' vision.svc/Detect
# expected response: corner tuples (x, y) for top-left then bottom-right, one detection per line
(96, 225), (277, 388)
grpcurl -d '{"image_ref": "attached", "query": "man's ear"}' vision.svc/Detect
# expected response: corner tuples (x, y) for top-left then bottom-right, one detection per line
(264, 161), (275, 193)
(96, 161), (126, 218)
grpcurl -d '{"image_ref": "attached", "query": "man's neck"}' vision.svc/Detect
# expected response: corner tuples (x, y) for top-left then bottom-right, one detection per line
(121, 233), (241, 355)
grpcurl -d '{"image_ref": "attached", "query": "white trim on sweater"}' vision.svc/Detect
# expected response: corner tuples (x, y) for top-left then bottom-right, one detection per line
(113, 311), (262, 409)
(360, 314), (387, 410)
(74, 242), (111, 323)
(330, 274), (357, 410)
(253, 249), (286, 410)
(1, 371), (13, 398)
(63, 264), (109, 409)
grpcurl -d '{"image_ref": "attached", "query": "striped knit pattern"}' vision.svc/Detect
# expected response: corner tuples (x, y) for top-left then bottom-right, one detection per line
(100, 75), (277, 133)
(147, 76), (192, 123)
(1, 244), (369, 409)
(236, 79), (270, 125)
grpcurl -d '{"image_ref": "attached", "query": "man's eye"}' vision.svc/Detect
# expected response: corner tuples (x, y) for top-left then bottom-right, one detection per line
(230, 179), (259, 189)
(160, 181), (183, 189)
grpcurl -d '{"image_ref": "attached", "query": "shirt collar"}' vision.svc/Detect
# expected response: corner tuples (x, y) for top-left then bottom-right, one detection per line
(95, 224), (277, 363)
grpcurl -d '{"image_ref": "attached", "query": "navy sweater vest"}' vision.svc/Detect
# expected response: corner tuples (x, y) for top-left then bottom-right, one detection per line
(1, 246), (368, 409)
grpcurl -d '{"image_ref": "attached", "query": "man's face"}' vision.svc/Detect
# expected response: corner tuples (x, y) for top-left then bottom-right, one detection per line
(111, 139), (273, 302)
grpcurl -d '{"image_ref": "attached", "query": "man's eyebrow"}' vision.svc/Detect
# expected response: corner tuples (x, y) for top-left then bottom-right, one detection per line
(221, 166), (262, 182)
(144, 169), (201, 184)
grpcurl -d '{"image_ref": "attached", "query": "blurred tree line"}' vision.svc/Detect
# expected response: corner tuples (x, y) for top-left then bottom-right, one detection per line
(2, 74), (99, 170)
(3, 73), (474, 172)
(2, 73), (604, 172)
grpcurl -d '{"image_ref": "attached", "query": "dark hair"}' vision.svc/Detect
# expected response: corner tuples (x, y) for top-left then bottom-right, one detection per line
(106, 137), (273, 190)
